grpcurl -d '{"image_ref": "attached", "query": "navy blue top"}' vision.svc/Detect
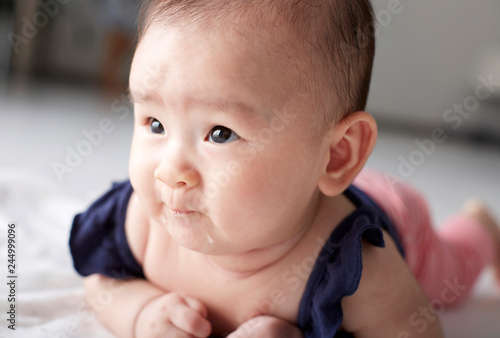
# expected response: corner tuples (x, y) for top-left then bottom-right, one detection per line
(69, 180), (404, 337)
(70, 181), (144, 279)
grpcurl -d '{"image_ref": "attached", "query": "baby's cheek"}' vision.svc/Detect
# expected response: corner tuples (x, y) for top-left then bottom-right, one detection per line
(129, 142), (157, 183)
(130, 178), (161, 223)
(129, 142), (145, 181)
(129, 157), (146, 192)
(129, 155), (158, 213)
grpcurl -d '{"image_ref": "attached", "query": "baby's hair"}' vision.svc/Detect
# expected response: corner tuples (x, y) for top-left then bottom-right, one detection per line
(136, 0), (375, 131)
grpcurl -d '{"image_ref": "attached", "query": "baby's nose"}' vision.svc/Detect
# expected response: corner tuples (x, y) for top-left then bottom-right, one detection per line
(154, 148), (200, 188)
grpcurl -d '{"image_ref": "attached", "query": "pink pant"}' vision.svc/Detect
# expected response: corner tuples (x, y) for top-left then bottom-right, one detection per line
(353, 170), (495, 306)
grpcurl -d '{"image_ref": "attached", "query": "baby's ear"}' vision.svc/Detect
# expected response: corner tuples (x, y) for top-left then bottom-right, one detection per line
(318, 111), (377, 196)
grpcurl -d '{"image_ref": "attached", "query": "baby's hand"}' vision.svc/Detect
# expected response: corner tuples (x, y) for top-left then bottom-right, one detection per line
(135, 292), (212, 338)
(227, 315), (303, 338)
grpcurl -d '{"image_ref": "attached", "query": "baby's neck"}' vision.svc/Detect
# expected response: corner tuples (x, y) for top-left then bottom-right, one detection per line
(203, 193), (356, 279)
(205, 227), (310, 279)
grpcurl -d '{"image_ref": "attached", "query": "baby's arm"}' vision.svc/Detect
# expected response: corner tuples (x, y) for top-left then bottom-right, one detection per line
(228, 315), (303, 338)
(341, 230), (444, 338)
(82, 192), (211, 337)
(83, 274), (159, 337)
(84, 274), (211, 337)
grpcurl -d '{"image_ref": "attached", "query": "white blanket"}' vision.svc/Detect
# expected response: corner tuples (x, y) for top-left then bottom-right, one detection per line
(0, 168), (114, 338)
(0, 167), (499, 337)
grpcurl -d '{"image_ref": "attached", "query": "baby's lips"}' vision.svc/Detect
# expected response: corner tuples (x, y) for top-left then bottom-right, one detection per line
(170, 209), (196, 215)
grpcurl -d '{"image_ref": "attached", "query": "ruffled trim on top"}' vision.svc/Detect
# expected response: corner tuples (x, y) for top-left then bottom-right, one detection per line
(298, 185), (403, 338)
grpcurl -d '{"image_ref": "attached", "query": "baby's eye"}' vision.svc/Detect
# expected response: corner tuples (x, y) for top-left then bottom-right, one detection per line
(150, 118), (165, 134)
(207, 126), (240, 144)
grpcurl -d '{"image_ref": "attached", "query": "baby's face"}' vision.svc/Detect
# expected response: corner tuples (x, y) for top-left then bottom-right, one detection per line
(129, 22), (330, 255)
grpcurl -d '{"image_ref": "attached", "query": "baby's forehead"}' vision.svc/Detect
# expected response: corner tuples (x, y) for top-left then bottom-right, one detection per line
(133, 23), (304, 105)
(144, 6), (335, 100)
(142, 9), (316, 81)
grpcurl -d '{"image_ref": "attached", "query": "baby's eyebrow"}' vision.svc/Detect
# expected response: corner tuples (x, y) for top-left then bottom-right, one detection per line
(200, 99), (257, 116)
(127, 87), (162, 105)
(129, 88), (260, 117)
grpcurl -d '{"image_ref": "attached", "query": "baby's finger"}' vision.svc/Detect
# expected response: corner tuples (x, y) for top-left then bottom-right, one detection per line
(170, 303), (212, 338)
(183, 295), (208, 318)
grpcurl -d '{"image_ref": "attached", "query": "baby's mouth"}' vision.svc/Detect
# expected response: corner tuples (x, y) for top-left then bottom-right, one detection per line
(162, 203), (198, 219)
(170, 209), (195, 215)
(159, 207), (197, 225)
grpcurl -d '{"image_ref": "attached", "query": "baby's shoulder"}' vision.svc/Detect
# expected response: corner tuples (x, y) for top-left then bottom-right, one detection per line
(340, 229), (423, 333)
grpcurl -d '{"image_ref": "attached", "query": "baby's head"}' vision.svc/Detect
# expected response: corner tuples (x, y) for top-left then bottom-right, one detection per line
(136, 0), (375, 132)
(128, 0), (378, 257)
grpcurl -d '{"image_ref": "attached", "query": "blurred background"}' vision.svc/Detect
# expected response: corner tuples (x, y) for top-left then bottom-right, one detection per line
(0, 1), (499, 336)
(0, 0), (499, 217)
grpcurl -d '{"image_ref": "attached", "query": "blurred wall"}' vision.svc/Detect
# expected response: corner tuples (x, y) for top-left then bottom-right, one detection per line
(368, 0), (500, 136)
(4, 0), (139, 92)
(0, 1), (14, 95)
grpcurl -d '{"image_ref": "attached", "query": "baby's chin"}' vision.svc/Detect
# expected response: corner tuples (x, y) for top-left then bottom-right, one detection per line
(169, 230), (253, 258)
(163, 221), (220, 253)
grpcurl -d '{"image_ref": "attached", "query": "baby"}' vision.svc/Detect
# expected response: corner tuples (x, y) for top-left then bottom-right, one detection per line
(70, 0), (500, 337)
